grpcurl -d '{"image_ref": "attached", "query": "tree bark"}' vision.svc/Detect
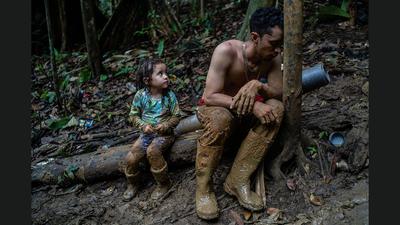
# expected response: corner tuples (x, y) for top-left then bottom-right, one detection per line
(44, 0), (64, 113)
(99, 0), (149, 51)
(236, 0), (275, 41)
(80, 0), (104, 77)
(270, 0), (307, 181)
(57, 0), (68, 51)
(32, 131), (202, 187)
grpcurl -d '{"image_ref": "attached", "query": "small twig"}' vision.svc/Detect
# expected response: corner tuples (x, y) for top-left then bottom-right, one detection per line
(48, 184), (83, 196)
(316, 142), (326, 178)
(221, 202), (239, 213)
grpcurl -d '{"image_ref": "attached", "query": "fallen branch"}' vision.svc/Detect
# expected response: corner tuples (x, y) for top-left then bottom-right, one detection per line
(31, 130), (202, 187)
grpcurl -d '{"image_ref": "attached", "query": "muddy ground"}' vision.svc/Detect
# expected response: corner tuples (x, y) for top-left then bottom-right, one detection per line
(31, 1), (369, 224)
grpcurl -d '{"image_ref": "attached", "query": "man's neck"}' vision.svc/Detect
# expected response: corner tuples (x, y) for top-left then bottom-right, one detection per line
(243, 41), (260, 73)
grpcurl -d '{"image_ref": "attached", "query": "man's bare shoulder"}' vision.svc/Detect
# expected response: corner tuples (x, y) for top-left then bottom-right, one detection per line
(213, 40), (241, 59)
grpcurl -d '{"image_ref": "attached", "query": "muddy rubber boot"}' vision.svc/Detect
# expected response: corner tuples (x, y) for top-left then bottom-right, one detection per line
(195, 142), (223, 220)
(150, 163), (172, 200)
(223, 129), (271, 211)
(123, 169), (140, 202)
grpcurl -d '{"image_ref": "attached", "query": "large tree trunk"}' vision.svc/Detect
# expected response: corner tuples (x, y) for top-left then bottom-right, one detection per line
(270, 0), (307, 181)
(99, 0), (149, 51)
(236, 0), (275, 41)
(80, 0), (104, 77)
(32, 131), (201, 187)
(99, 0), (181, 51)
(44, 0), (64, 113)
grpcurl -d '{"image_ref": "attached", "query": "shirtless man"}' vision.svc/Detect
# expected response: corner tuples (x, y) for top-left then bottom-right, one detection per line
(195, 7), (285, 220)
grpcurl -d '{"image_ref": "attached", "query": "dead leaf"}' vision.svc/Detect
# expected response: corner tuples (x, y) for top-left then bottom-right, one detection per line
(286, 179), (296, 191)
(267, 208), (282, 221)
(242, 210), (252, 221)
(309, 194), (324, 206)
(229, 210), (244, 225)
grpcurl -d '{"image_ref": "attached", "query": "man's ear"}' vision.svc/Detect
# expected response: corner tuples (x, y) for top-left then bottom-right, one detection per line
(250, 32), (260, 44)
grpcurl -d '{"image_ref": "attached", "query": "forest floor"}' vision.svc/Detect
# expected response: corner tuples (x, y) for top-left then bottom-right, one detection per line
(31, 1), (369, 224)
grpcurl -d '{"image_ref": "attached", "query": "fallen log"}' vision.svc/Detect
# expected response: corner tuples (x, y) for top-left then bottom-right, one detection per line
(32, 130), (202, 187)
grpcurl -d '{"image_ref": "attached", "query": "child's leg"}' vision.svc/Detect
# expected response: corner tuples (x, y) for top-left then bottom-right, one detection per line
(146, 135), (175, 200)
(123, 135), (146, 201)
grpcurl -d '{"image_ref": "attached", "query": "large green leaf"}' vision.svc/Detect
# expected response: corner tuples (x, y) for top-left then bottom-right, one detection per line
(47, 117), (71, 130)
(156, 39), (165, 57)
(318, 5), (350, 18)
(79, 68), (92, 84)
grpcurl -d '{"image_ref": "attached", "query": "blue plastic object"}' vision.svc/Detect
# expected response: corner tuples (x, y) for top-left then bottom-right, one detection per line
(302, 63), (331, 93)
(329, 132), (345, 147)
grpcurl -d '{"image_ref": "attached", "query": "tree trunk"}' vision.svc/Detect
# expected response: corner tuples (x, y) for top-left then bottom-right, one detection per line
(80, 0), (104, 77)
(44, 0), (64, 113)
(200, 0), (205, 19)
(236, 0), (275, 41)
(270, 0), (307, 181)
(99, 0), (149, 51)
(32, 131), (202, 187)
(57, 0), (68, 51)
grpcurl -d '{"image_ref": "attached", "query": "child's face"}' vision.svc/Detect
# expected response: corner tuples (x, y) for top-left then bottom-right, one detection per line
(149, 63), (169, 89)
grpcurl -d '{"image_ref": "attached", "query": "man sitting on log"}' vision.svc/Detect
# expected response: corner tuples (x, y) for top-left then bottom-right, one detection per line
(195, 7), (285, 220)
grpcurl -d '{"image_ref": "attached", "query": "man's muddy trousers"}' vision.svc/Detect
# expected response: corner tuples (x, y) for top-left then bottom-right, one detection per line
(195, 99), (284, 219)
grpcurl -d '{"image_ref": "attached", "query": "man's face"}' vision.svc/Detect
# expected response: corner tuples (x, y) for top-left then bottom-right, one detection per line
(149, 63), (169, 89)
(255, 25), (283, 61)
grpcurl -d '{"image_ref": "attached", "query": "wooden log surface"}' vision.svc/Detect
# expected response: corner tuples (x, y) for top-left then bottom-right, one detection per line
(32, 130), (202, 187)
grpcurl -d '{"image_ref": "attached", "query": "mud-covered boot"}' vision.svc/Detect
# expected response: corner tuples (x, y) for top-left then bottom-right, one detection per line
(150, 163), (172, 200)
(195, 142), (223, 220)
(223, 129), (271, 211)
(123, 169), (140, 201)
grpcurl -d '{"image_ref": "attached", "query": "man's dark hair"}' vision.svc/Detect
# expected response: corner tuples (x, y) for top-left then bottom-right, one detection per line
(250, 7), (283, 37)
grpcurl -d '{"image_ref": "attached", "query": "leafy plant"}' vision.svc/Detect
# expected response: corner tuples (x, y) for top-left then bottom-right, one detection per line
(79, 68), (92, 84)
(319, 131), (329, 140)
(318, 0), (351, 19)
(156, 39), (165, 57)
(100, 74), (108, 81)
(306, 146), (318, 155)
(114, 66), (136, 77)
(40, 90), (56, 103)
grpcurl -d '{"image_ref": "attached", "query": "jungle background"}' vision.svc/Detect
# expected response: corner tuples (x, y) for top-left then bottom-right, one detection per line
(31, 0), (369, 224)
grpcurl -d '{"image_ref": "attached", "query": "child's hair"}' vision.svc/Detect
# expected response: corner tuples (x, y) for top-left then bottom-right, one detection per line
(136, 58), (171, 107)
(136, 58), (164, 90)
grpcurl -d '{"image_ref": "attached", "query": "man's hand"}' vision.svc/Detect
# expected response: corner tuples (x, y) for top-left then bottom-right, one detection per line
(154, 123), (170, 134)
(143, 124), (155, 134)
(252, 101), (280, 125)
(230, 80), (263, 115)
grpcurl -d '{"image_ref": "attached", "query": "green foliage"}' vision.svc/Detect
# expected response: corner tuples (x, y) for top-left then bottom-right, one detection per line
(47, 116), (70, 130)
(318, 0), (351, 19)
(100, 74), (109, 81)
(306, 146), (318, 154)
(59, 74), (70, 91)
(40, 90), (56, 103)
(114, 66), (136, 77)
(46, 116), (78, 130)
(319, 131), (329, 140)
(98, 0), (113, 17)
(53, 48), (68, 63)
(156, 39), (165, 57)
(79, 68), (92, 84)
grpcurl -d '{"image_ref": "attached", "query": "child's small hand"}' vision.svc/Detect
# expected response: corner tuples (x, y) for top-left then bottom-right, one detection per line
(143, 124), (155, 134)
(154, 123), (170, 134)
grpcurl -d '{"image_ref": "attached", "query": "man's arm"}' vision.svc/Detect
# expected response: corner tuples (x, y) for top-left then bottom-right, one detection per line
(203, 43), (235, 108)
(259, 56), (283, 100)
